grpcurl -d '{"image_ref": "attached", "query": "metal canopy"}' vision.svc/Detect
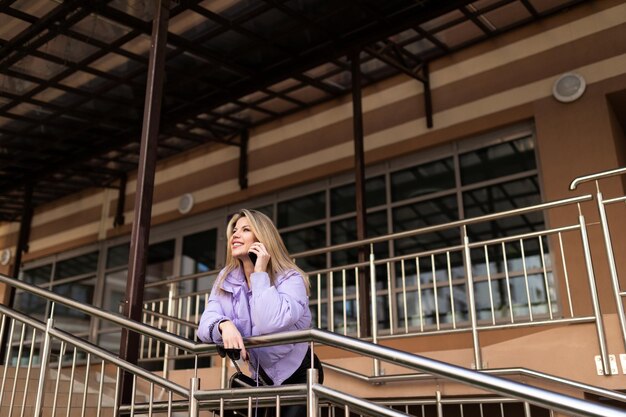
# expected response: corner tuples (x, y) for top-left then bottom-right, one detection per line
(0, 0), (588, 222)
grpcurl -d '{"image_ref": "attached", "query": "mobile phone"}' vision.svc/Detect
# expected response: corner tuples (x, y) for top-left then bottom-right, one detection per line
(248, 251), (257, 265)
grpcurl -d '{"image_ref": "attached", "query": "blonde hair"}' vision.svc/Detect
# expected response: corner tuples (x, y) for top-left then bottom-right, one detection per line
(217, 209), (309, 294)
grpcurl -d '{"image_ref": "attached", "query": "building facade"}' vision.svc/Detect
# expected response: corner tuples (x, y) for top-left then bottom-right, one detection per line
(1, 0), (625, 400)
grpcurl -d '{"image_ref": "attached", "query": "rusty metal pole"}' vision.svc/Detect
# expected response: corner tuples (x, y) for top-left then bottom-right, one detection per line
(118, 0), (170, 407)
(351, 51), (371, 337)
(0, 184), (33, 361)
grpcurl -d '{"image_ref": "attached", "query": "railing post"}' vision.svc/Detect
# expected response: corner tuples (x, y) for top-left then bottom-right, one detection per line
(369, 244), (380, 376)
(436, 390), (443, 417)
(34, 317), (53, 417)
(307, 367), (319, 417)
(462, 226), (482, 370)
(163, 282), (177, 378)
(524, 401), (531, 417)
(594, 188), (626, 351)
(190, 377), (200, 417)
(578, 209), (611, 375)
(220, 356), (228, 389)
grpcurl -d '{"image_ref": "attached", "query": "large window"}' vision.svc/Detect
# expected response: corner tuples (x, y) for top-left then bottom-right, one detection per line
(18, 124), (545, 346)
(17, 251), (99, 336)
(251, 125), (545, 333)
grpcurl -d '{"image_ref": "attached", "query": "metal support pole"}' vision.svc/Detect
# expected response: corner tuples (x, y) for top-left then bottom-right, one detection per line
(462, 226), (482, 370)
(34, 317), (53, 417)
(163, 283), (176, 379)
(113, 173), (127, 227)
(220, 357), (228, 389)
(119, 0), (170, 406)
(578, 211), (611, 375)
(351, 50), (371, 337)
(369, 245), (380, 377)
(422, 62), (433, 128)
(190, 377), (200, 417)
(436, 391), (443, 417)
(0, 183), (32, 360)
(239, 129), (249, 190)
(595, 189), (626, 350)
(307, 368), (319, 417)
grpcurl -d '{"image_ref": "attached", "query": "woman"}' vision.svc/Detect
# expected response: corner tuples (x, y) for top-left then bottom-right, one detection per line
(198, 209), (323, 416)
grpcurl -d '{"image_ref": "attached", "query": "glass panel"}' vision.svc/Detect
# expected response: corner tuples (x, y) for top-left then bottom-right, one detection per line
(54, 251), (98, 280)
(102, 270), (127, 315)
(332, 299), (358, 335)
(393, 195), (460, 255)
(15, 265), (52, 318)
(464, 177), (543, 240)
(460, 136), (536, 185)
(181, 229), (217, 275)
(277, 191), (325, 228)
(391, 157), (455, 201)
(145, 240), (176, 302)
(282, 225), (326, 272)
(181, 229), (219, 301)
(330, 176), (386, 216)
(106, 243), (129, 269)
(253, 204), (274, 220)
(51, 277), (95, 335)
(330, 211), (388, 266)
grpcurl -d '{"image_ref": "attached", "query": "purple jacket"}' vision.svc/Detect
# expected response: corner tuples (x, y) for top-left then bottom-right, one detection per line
(197, 267), (310, 385)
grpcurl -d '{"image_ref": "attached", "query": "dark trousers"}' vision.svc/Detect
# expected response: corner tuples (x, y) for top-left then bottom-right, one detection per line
(260, 348), (324, 417)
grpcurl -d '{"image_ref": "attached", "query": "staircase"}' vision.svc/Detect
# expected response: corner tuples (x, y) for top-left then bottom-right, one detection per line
(1, 168), (626, 416)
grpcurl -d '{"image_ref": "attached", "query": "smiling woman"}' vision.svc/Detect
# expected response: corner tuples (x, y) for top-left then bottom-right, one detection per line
(197, 209), (322, 417)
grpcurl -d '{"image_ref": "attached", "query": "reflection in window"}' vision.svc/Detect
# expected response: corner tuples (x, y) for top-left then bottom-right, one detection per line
(181, 229), (217, 275)
(106, 243), (129, 269)
(55, 251), (98, 279)
(282, 225), (326, 272)
(52, 278), (95, 335)
(460, 136), (536, 185)
(253, 204), (274, 220)
(393, 195), (460, 255)
(181, 229), (219, 316)
(15, 265), (51, 319)
(330, 210), (388, 266)
(391, 157), (455, 201)
(464, 177), (543, 240)
(331, 176), (386, 216)
(277, 191), (325, 228)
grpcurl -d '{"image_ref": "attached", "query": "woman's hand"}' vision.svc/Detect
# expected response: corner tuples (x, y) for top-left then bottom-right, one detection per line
(219, 320), (248, 361)
(248, 242), (270, 273)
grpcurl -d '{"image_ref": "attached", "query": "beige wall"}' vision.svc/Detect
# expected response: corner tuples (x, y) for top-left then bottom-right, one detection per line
(1, 0), (624, 264)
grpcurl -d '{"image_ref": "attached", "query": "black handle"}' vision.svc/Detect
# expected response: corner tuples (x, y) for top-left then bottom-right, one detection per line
(217, 345), (241, 361)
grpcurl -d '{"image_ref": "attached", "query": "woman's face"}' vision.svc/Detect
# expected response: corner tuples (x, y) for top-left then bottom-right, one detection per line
(230, 216), (258, 259)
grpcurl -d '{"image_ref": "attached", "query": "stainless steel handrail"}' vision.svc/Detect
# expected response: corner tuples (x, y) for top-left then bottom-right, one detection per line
(249, 329), (623, 417)
(0, 303), (189, 398)
(322, 363), (626, 403)
(1, 267), (624, 416)
(569, 167), (626, 190)
(313, 384), (408, 417)
(570, 166), (626, 351)
(291, 194), (592, 258)
(144, 268), (221, 289)
(0, 273), (208, 353)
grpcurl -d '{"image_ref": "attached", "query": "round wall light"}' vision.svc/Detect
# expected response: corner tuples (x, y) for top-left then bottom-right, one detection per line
(552, 72), (586, 103)
(178, 193), (194, 214)
(0, 248), (11, 266)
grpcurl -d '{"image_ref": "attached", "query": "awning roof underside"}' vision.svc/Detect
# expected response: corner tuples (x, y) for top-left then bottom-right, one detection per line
(0, 0), (588, 222)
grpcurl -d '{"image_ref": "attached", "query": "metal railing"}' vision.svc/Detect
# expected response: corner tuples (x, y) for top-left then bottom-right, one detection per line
(0, 303), (189, 417)
(1, 273), (625, 416)
(570, 166), (626, 352)
(142, 191), (615, 375)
